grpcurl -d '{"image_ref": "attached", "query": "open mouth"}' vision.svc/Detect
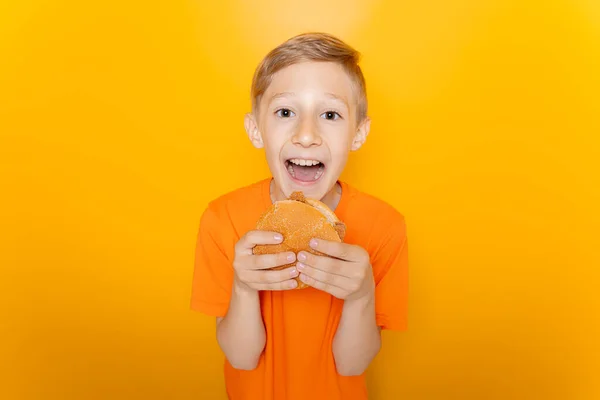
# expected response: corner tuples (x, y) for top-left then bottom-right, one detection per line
(284, 158), (325, 183)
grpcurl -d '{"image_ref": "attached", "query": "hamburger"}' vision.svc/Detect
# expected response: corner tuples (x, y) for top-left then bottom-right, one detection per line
(253, 191), (346, 289)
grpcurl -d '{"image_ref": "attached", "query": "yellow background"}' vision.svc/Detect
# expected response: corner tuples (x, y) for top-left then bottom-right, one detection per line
(1, 0), (599, 399)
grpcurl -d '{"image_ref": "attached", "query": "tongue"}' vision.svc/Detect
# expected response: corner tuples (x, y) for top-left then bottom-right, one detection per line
(292, 164), (319, 182)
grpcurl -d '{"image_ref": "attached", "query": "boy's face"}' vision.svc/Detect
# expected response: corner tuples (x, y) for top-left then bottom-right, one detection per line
(245, 61), (370, 202)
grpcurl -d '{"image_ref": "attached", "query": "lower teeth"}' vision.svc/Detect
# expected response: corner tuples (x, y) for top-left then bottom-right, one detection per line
(314, 165), (324, 180)
(286, 162), (324, 181)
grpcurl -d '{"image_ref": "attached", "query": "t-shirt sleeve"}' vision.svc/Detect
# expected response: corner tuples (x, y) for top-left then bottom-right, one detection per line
(189, 204), (235, 317)
(372, 212), (408, 331)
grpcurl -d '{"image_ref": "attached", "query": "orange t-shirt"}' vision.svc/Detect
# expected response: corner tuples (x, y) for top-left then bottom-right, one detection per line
(190, 178), (408, 400)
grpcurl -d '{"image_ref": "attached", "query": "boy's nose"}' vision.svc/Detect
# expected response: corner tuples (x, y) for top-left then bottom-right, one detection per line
(292, 119), (322, 147)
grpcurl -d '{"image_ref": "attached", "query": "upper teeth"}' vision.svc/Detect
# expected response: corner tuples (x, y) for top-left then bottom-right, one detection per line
(289, 159), (321, 166)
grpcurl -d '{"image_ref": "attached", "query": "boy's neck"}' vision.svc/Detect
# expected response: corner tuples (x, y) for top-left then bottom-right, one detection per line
(269, 179), (342, 211)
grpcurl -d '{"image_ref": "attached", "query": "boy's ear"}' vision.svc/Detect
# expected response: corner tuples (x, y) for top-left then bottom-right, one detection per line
(244, 113), (263, 148)
(351, 116), (371, 151)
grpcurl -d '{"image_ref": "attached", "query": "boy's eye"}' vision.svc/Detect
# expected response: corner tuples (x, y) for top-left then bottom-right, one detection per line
(275, 108), (295, 118)
(321, 111), (341, 121)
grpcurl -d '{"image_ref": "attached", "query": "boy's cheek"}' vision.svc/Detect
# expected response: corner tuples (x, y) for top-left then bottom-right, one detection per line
(329, 149), (351, 164)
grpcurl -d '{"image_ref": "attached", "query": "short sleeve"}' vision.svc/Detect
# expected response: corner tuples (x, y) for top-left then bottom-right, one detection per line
(372, 215), (408, 331)
(190, 205), (235, 317)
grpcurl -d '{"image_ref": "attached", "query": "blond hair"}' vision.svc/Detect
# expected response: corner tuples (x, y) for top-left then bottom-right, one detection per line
(251, 32), (368, 122)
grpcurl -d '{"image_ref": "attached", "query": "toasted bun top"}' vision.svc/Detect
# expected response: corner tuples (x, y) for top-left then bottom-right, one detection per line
(254, 199), (342, 249)
(252, 191), (346, 289)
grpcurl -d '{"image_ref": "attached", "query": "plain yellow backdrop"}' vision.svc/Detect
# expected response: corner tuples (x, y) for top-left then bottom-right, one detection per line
(1, 0), (599, 399)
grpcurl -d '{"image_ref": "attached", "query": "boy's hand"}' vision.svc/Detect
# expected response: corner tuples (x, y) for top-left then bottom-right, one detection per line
(233, 230), (299, 292)
(296, 239), (375, 301)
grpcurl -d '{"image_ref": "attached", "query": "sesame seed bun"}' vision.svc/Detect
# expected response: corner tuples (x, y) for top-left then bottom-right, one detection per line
(253, 191), (346, 289)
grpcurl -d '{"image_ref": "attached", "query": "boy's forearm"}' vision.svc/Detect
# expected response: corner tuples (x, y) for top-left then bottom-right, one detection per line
(216, 281), (266, 370)
(332, 291), (381, 376)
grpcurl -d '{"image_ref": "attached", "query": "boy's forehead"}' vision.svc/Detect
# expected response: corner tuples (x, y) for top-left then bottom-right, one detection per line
(263, 61), (356, 106)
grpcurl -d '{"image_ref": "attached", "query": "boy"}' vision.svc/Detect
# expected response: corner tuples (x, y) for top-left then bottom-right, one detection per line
(190, 32), (408, 400)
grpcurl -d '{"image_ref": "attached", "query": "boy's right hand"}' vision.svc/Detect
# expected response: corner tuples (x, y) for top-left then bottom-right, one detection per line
(233, 230), (299, 292)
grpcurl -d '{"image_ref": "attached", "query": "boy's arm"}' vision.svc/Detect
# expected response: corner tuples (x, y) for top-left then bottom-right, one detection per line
(216, 281), (266, 371)
(332, 282), (381, 376)
(216, 230), (299, 370)
(297, 212), (408, 376)
(332, 223), (408, 375)
(296, 240), (381, 376)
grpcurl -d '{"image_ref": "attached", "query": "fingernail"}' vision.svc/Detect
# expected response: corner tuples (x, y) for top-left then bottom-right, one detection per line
(288, 280), (298, 289)
(297, 252), (306, 261)
(310, 239), (318, 248)
(289, 268), (297, 277)
(287, 253), (295, 262)
(274, 234), (283, 242)
(297, 262), (305, 270)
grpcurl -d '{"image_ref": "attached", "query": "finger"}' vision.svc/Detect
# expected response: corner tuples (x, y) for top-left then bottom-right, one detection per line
(308, 239), (363, 262)
(251, 278), (299, 291)
(236, 230), (284, 254)
(296, 262), (353, 288)
(239, 266), (299, 284)
(246, 252), (296, 270)
(297, 251), (347, 276)
(299, 273), (346, 299)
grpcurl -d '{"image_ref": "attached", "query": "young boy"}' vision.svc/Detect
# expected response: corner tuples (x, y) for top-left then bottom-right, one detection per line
(190, 32), (408, 400)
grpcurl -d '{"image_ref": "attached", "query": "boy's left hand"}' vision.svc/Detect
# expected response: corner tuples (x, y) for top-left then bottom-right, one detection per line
(296, 238), (375, 301)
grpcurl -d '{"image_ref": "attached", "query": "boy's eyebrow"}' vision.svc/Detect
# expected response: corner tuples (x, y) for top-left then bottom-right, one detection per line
(270, 92), (296, 102)
(324, 92), (349, 109)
